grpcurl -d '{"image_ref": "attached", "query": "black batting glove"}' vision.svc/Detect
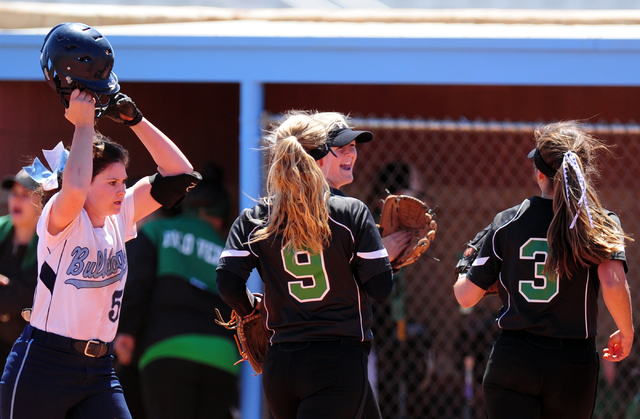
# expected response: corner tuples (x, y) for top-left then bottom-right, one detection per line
(103, 93), (143, 126)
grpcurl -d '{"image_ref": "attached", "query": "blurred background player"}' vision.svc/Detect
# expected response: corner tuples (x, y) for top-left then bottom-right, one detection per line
(0, 169), (41, 367)
(114, 163), (240, 419)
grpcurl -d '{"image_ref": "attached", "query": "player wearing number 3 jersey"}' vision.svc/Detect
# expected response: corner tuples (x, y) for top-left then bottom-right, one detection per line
(454, 121), (633, 419)
(217, 112), (393, 419)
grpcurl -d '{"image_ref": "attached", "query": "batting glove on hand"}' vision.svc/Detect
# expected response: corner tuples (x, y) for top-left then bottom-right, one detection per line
(103, 93), (143, 126)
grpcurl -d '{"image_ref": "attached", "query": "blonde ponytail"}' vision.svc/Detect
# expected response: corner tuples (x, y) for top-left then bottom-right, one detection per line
(251, 113), (331, 253)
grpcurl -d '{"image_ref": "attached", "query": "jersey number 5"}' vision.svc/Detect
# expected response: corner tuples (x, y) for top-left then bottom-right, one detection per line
(282, 249), (330, 303)
(519, 238), (559, 303)
(108, 289), (124, 322)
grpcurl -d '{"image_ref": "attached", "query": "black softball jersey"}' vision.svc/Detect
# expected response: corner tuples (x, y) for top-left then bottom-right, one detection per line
(466, 196), (627, 339)
(217, 194), (392, 345)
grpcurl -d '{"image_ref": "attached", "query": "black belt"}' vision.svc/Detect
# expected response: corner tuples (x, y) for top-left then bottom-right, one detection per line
(26, 324), (113, 358)
(502, 329), (595, 350)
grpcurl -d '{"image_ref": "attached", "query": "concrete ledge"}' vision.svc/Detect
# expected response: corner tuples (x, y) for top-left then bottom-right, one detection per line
(2, 2), (640, 30)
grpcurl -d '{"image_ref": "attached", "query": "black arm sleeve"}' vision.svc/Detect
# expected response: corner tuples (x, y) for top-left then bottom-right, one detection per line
(216, 268), (255, 317)
(362, 270), (394, 301)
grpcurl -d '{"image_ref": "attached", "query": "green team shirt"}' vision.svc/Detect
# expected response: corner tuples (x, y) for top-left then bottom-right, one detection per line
(124, 214), (239, 375)
(140, 214), (225, 293)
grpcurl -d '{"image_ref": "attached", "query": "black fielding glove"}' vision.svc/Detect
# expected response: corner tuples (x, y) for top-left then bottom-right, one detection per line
(103, 93), (143, 126)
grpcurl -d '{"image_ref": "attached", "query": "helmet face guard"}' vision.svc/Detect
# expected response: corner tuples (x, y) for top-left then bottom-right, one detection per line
(50, 75), (115, 117)
(41, 22), (120, 116)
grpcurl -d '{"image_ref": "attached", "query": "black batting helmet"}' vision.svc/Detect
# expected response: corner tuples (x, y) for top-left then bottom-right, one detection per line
(40, 22), (120, 111)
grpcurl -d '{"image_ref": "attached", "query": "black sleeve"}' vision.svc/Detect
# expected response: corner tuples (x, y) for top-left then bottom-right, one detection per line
(216, 268), (255, 317)
(361, 270), (394, 301)
(119, 232), (157, 336)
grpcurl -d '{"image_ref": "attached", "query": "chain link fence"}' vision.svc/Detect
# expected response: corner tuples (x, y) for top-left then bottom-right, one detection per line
(265, 114), (640, 419)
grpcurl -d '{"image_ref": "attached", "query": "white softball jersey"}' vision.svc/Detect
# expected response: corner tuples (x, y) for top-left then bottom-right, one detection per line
(30, 188), (137, 342)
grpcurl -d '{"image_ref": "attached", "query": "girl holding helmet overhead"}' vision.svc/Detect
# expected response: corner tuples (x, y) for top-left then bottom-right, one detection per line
(0, 23), (197, 419)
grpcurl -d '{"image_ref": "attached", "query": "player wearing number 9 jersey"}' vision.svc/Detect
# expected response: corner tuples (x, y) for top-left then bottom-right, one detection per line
(454, 121), (634, 419)
(216, 111), (393, 419)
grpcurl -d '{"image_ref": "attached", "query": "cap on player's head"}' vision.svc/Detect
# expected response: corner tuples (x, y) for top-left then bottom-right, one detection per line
(527, 147), (557, 179)
(1, 169), (38, 191)
(327, 122), (373, 147)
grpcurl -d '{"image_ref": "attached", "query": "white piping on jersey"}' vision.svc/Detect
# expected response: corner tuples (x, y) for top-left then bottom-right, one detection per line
(493, 200), (528, 328)
(349, 274), (366, 341)
(220, 249), (250, 258)
(262, 293), (277, 345)
(583, 270), (590, 339)
(10, 340), (33, 419)
(328, 216), (355, 243)
(358, 248), (389, 260)
(492, 199), (529, 262)
(328, 215), (366, 341)
(246, 224), (262, 258)
(497, 272), (510, 328)
(332, 216), (355, 264)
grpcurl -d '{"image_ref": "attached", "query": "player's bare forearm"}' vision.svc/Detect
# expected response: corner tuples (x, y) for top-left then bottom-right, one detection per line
(50, 90), (95, 235)
(130, 119), (193, 176)
(599, 260), (634, 361)
(454, 274), (486, 308)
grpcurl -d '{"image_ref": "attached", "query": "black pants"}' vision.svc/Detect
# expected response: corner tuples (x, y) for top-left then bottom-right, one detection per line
(483, 330), (599, 419)
(263, 340), (371, 419)
(361, 381), (382, 419)
(140, 358), (238, 419)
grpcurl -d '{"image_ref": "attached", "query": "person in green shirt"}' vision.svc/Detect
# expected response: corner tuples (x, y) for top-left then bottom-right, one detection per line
(114, 165), (239, 419)
(0, 169), (40, 367)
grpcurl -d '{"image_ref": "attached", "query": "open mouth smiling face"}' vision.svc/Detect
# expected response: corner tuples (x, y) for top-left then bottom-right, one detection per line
(327, 141), (358, 190)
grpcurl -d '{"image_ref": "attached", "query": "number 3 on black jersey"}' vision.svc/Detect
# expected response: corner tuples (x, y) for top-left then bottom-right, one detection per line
(282, 248), (330, 303)
(519, 238), (559, 303)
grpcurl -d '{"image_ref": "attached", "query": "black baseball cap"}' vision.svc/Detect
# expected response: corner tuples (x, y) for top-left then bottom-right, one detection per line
(1, 169), (38, 191)
(327, 125), (374, 147)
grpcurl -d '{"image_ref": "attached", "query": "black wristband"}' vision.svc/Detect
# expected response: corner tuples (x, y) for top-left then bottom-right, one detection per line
(123, 111), (143, 126)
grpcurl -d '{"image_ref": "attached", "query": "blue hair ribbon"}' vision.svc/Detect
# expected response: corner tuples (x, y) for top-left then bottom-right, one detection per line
(23, 141), (69, 191)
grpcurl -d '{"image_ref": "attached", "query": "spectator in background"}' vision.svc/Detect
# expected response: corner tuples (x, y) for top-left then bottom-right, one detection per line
(0, 169), (41, 367)
(114, 164), (239, 419)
